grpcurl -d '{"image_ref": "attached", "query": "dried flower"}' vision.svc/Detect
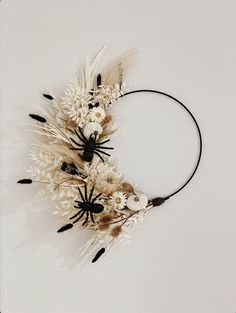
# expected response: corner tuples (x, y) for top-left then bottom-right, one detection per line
(96, 171), (120, 195)
(102, 114), (112, 126)
(110, 225), (122, 238)
(127, 193), (148, 211)
(83, 122), (103, 139)
(98, 224), (110, 231)
(99, 213), (114, 225)
(121, 181), (134, 193)
(89, 107), (106, 123)
(110, 191), (127, 210)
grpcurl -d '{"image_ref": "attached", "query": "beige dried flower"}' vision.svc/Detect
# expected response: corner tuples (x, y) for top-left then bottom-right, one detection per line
(96, 171), (120, 195)
(110, 225), (122, 238)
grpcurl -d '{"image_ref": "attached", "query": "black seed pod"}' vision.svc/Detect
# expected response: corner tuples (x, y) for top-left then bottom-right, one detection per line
(96, 74), (102, 87)
(43, 94), (54, 100)
(92, 247), (105, 263)
(29, 114), (47, 123)
(17, 179), (33, 184)
(57, 223), (73, 233)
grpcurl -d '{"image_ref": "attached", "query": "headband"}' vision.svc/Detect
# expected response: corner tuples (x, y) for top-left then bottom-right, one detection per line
(17, 47), (202, 263)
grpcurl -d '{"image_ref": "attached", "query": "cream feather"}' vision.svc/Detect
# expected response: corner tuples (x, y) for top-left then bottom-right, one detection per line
(102, 48), (137, 87)
(79, 45), (108, 90)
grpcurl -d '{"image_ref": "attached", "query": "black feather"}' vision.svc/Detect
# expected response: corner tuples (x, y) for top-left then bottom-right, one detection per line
(96, 74), (102, 87)
(92, 247), (105, 263)
(43, 94), (54, 100)
(17, 179), (33, 184)
(57, 223), (73, 233)
(29, 114), (47, 123)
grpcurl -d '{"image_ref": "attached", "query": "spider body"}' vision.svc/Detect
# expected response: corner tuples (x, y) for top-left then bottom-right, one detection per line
(70, 128), (114, 162)
(57, 183), (104, 233)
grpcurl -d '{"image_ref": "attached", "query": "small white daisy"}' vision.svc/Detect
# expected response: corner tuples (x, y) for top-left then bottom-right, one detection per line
(89, 107), (106, 123)
(110, 191), (127, 210)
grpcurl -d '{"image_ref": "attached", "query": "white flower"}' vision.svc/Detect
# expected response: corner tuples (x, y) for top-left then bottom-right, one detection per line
(89, 107), (106, 123)
(83, 122), (103, 139)
(127, 193), (148, 211)
(110, 191), (127, 210)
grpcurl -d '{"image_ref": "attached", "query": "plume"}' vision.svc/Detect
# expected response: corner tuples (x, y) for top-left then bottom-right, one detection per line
(102, 48), (137, 87)
(79, 45), (108, 90)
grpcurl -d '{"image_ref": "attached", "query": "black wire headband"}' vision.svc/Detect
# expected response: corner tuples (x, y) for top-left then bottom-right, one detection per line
(122, 89), (202, 208)
(17, 47), (203, 263)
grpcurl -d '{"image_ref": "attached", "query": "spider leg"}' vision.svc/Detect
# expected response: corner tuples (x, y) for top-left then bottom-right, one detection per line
(94, 151), (104, 162)
(82, 211), (89, 226)
(75, 129), (86, 143)
(96, 139), (110, 145)
(69, 209), (82, 220)
(74, 200), (82, 204)
(92, 193), (102, 203)
(69, 148), (84, 151)
(90, 211), (95, 223)
(94, 148), (111, 157)
(70, 137), (84, 147)
(89, 186), (94, 202)
(78, 127), (88, 142)
(84, 182), (88, 202)
(73, 210), (85, 224)
(95, 145), (114, 150)
(78, 186), (86, 202)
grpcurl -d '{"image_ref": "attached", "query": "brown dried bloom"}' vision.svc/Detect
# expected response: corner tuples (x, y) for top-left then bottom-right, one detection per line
(102, 114), (112, 126)
(110, 225), (122, 238)
(98, 224), (110, 231)
(67, 119), (78, 129)
(121, 181), (134, 193)
(99, 214), (113, 225)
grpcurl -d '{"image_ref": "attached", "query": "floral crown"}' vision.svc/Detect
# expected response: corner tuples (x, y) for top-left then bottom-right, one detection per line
(18, 46), (202, 263)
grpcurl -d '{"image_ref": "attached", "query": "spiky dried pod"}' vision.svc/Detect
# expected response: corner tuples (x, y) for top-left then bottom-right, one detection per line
(99, 213), (114, 225)
(121, 181), (134, 193)
(110, 225), (122, 238)
(98, 223), (110, 231)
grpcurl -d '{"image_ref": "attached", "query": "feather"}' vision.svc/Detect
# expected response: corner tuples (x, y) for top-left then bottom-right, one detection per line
(79, 45), (108, 90)
(102, 48), (137, 87)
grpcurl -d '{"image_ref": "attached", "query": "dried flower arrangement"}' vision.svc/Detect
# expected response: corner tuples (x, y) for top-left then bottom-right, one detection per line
(17, 46), (202, 263)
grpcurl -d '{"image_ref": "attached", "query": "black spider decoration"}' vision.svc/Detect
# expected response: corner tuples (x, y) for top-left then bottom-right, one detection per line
(70, 128), (114, 162)
(57, 183), (104, 233)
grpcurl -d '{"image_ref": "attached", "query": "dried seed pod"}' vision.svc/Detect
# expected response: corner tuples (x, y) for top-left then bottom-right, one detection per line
(121, 181), (134, 193)
(98, 223), (110, 231)
(99, 214), (113, 225)
(110, 225), (122, 238)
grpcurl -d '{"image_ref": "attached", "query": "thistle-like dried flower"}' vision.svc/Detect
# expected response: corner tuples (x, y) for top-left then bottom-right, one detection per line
(99, 213), (114, 225)
(121, 181), (134, 193)
(110, 225), (122, 238)
(98, 223), (110, 231)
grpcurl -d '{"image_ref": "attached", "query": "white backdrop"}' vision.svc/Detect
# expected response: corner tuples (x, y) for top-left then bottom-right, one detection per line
(1, 1), (236, 313)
